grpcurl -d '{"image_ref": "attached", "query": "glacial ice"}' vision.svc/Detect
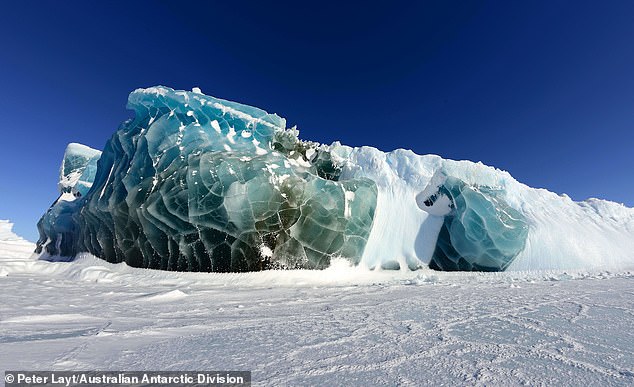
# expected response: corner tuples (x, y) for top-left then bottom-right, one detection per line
(37, 86), (377, 271)
(36, 86), (634, 272)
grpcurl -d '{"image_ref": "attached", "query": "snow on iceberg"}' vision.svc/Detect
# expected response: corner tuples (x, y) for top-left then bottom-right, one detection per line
(35, 86), (634, 272)
(0, 220), (36, 262)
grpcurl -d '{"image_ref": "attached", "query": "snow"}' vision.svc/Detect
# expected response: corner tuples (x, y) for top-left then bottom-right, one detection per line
(0, 220), (35, 260)
(0, 220), (25, 242)
(1, 221), (633, 385)
(211, 119), (222, 133)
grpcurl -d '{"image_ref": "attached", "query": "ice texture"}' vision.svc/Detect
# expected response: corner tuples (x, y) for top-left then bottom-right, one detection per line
(419, 176), (529, 271)
(37, 87), (377, 271)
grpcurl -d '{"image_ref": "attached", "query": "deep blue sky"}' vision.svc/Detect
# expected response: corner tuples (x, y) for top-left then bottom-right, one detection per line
(1, 1), (633, 241)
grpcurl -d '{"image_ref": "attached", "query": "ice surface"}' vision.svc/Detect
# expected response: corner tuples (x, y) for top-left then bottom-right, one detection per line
(35, 86), (634, 272)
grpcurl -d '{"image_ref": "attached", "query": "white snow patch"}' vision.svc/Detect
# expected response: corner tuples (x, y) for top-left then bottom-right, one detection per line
(227, 126), (237, 144)
(210, 120), (222, 133)
(259, 244), (273, 258)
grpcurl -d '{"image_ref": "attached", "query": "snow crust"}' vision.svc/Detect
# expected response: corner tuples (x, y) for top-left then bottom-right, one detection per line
(2, 221), (633, 385)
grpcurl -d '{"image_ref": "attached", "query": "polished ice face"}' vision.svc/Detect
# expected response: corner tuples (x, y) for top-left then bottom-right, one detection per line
(37, 86), (377, 271)
(419, 176), (529, 271)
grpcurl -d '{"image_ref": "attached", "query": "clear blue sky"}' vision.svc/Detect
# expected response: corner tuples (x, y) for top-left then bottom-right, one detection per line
(1, 1), (633, 241)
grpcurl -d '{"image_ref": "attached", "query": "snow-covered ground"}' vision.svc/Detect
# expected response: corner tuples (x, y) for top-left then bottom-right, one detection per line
(1, 221), (633, 386)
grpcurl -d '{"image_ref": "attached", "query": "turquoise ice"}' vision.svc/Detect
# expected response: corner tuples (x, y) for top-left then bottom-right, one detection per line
(37, 87), (377, 271)
(58, 143), (101, 198)
(419, 176), (529, 271)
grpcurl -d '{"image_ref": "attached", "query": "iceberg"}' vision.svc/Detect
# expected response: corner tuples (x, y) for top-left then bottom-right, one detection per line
(35, 86), (634, 272)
